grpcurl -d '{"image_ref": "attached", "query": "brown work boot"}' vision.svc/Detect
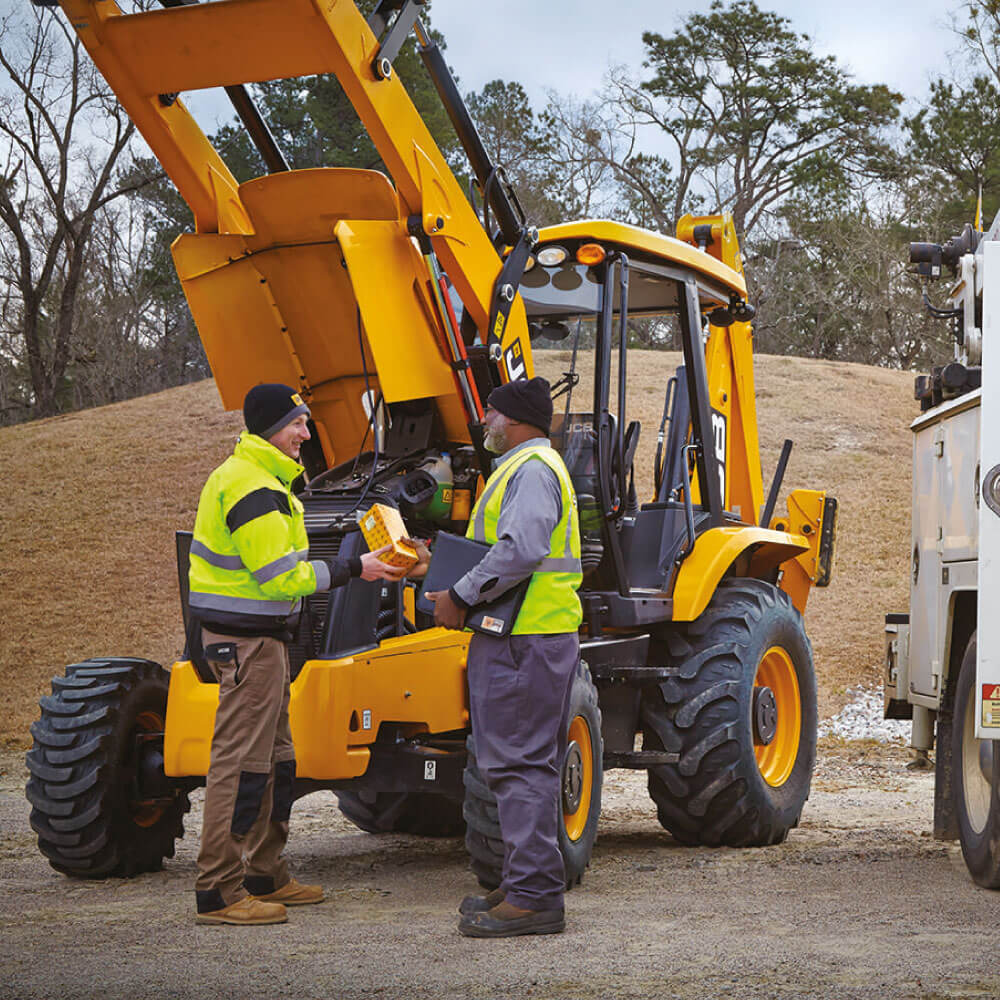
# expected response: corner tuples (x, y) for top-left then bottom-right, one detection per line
(458, 887), (505, 916)
(195, 896), (287, 926)
(458, 899), (565, 938)
(249, 878), (325, 906)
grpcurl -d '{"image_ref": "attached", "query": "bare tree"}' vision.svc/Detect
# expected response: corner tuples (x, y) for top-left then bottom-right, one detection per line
(0, 6), (150, 421)
(960, 1), (1000, 85)
(543, 73), (695, 234)
(540, 92), (639, 223)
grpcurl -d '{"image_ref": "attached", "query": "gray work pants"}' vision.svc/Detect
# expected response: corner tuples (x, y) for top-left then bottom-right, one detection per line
(467, 630), (579, 911)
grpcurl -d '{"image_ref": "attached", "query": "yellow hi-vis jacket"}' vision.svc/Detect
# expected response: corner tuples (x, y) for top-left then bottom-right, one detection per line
(188, 432), (336, 635)
(466, 443), (583, 635)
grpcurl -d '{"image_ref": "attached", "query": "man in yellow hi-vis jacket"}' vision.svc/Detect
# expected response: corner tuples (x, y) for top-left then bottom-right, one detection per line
(189, 383), (400, 926)
(423, 376), (583, 938)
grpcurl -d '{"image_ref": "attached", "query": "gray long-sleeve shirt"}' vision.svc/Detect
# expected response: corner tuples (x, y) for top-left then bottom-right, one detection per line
(451, 438), (563, 608)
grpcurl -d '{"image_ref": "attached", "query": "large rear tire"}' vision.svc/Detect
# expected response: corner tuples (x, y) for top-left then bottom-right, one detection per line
(641, 578), (816, 846)
(463, 659), (603, 890)
(334, 790), (465, 837)
(26, 658), (190, 878)
(952, 632), (1000, 888)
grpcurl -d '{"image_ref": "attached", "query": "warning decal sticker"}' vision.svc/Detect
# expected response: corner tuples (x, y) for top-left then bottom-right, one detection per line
(982, 685), (1000, 728)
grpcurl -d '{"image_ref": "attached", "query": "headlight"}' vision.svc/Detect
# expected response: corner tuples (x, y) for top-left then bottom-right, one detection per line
(536, 245), (568, 266)
(983, 464), (1000, 517)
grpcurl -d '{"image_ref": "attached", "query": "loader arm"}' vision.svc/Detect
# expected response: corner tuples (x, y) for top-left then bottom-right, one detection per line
(51, 0), (533, 464)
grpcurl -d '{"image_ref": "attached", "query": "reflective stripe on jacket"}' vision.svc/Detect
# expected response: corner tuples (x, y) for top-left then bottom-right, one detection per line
(189, 431), (329, 633)
(466, 443), (583, 635)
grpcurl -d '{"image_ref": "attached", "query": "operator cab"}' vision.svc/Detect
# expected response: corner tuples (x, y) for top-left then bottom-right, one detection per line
(512, 223), (744, 600)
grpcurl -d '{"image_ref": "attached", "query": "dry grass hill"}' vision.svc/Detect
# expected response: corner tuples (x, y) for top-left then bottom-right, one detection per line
(0, 351), (915, 749)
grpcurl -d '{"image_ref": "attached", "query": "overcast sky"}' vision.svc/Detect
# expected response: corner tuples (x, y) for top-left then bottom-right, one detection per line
(176, 1), (969, 137)
(425, 0), (962, 109)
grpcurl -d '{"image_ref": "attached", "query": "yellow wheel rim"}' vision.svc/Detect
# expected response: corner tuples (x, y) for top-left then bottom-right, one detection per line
(753, 646), (801, 787)
(131, 710), (167, 828)
(562, 715), (593, 842)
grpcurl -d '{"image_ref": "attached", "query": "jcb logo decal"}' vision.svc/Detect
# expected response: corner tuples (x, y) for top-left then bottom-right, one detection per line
(504, 338), (526, 381)
(711, 409), (727, 502)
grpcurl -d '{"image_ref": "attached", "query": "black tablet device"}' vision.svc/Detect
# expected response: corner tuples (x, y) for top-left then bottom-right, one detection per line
(416, 532), (528, 637)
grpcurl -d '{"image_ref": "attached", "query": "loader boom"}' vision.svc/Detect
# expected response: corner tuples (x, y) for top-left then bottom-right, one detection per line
(53, 0), (532, 467)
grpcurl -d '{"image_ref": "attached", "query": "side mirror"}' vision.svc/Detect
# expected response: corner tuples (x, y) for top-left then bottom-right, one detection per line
(708, 297), (755, 327)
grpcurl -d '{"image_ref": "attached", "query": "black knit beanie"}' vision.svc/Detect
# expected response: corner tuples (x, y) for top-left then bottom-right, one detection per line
(243, 383), (311, 439)
(487, 376), (553, 435)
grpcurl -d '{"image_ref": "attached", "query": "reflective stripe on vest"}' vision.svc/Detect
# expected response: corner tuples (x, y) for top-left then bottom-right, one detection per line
(189, 538), (244, 571)
(188, 592), (301, 617)
(467, 443), (583, 635)
(189, 432), (320, 630)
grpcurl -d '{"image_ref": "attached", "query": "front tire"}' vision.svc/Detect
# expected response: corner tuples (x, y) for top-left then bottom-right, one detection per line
(463, 659), (603, 889)
(641, 578), (817, 846)
(26, 658), (190, 878)
(952, 633), (1000, 887)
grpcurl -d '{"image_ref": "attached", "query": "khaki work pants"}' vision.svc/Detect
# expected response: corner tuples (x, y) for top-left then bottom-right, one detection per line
(194, 628), (296, 914)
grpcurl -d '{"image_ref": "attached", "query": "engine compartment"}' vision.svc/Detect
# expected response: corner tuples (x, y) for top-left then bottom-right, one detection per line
(288, 439), (481, 675)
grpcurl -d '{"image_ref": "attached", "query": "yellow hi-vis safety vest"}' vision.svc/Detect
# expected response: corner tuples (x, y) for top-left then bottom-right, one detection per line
(188, 431), (327, 634)
(466, 443), (583, 635)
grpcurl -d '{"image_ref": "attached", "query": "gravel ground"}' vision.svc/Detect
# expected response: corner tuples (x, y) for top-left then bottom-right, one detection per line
(3, 716), (1000, 1000)
(819, 686), (912, 744)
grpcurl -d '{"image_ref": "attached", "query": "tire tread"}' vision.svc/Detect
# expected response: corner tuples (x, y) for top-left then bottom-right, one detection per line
(641, 579), (816, 847)
(335, 789), (465, 837)
(26, 658), (189, 878)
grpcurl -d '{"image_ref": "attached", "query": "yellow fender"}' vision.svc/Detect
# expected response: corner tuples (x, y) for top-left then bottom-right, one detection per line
(671, 525), (808, 622)
(672, 487), (833, 621)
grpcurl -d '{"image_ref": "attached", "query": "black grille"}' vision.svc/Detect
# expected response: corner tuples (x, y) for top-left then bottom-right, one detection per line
(289, 493), (359, 675)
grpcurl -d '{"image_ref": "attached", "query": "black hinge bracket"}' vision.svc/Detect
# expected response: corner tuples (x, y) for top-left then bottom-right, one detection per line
(369, 0), (427, 80)
(485, 228), (538, 369)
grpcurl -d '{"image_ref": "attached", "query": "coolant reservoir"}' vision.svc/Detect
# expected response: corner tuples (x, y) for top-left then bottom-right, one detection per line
(418, 452), (454, 521)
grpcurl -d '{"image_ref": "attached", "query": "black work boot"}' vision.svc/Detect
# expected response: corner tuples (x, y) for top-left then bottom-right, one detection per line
(458, 887), (505, 916)
(458, 899), (565, 938)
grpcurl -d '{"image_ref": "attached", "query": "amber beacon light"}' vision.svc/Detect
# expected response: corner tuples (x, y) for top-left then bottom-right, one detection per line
(576, 243), (606, 265)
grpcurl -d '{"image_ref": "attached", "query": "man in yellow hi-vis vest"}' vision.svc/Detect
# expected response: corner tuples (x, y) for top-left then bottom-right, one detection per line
(189, 383), (400, 926)
(425, 376), (583, 938)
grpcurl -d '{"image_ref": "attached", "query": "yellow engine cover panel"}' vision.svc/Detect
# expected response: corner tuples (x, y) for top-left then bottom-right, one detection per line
(163, 630), (471, 781)
(171, 167), (470, 465)
(335, 218), (456, 404)
(172, 232), (302, 403)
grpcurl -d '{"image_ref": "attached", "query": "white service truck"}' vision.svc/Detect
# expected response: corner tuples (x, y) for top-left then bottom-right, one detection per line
(887, 215), (1000, 886)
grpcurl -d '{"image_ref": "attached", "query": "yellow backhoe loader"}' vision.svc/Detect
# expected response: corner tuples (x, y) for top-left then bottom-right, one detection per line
(26, 0), (837, 887)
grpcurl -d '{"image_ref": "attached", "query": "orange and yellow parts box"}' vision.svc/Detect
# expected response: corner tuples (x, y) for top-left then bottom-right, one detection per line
(358, 503), (419, 570)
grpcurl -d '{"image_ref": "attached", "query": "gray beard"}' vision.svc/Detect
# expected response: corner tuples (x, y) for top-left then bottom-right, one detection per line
(483, 428), (507, 454)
